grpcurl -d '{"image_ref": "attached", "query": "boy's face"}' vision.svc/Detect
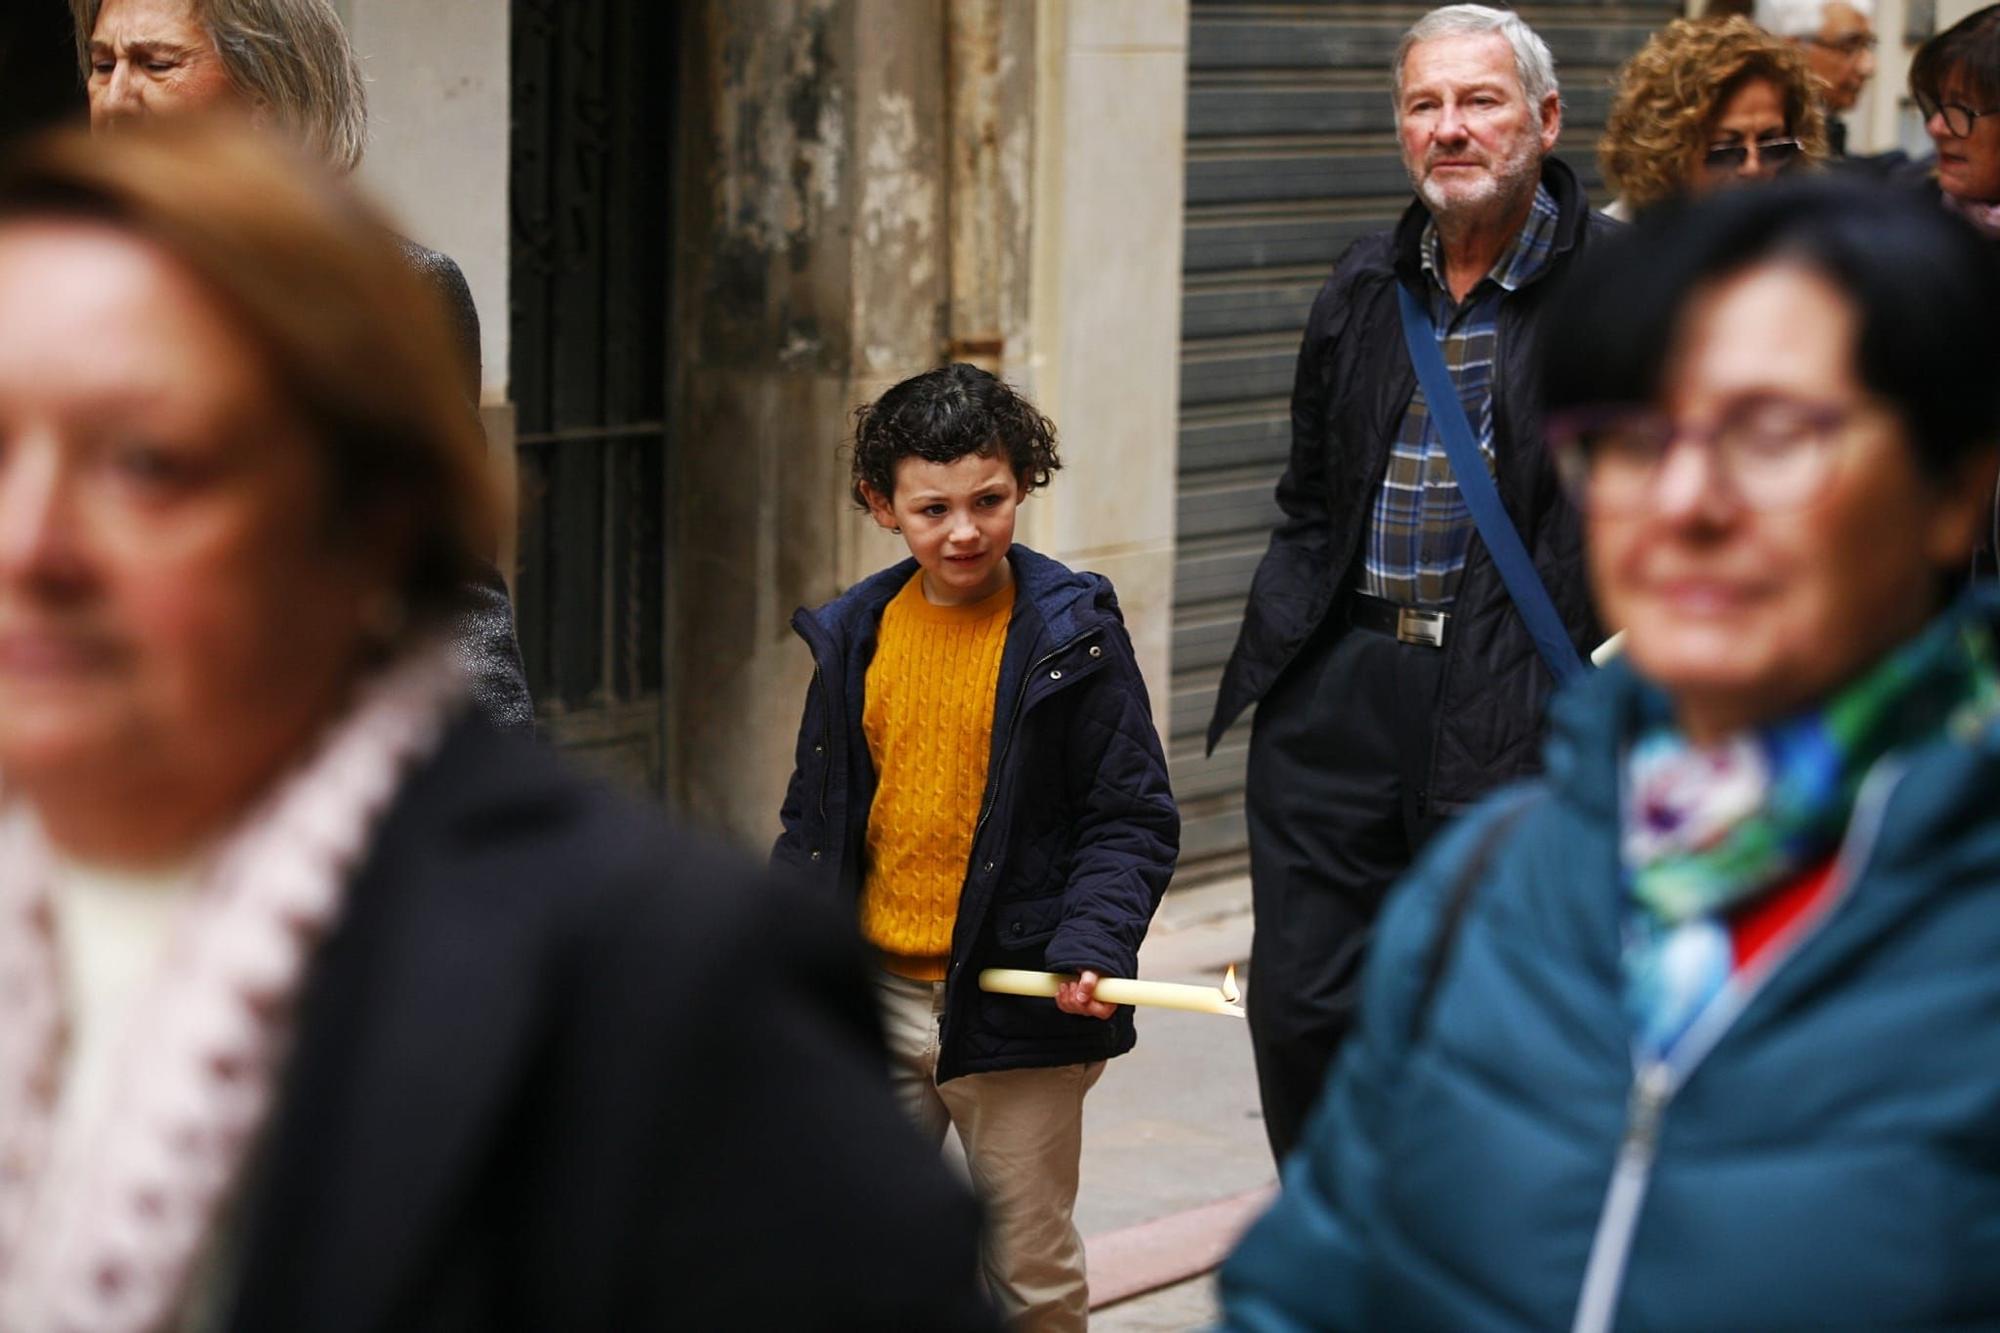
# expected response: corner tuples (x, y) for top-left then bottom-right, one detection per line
(864, 452), (1023, 606)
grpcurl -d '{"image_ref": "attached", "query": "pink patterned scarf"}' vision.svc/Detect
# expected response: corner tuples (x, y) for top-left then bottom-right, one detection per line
(1944, 189), (2000, 241)
(0, 644), (465, 1332)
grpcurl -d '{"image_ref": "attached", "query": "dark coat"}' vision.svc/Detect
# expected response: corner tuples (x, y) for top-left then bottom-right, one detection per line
(1219, 592), (2000, 1331)
(222, 715), (995, 1332)
(1207, 157), (1608, 816)
(398, 238), (536, 733)
(773, 547), (1180, 1083)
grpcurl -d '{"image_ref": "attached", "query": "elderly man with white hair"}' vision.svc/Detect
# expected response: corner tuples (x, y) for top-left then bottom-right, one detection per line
(69, 0), (536, 731)
(1207, 2), (1607, 1163)
(1756, 0), (1881, 155)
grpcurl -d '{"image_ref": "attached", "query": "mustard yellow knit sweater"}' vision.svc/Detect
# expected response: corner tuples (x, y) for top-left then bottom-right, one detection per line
(860, 572), (1015, 979)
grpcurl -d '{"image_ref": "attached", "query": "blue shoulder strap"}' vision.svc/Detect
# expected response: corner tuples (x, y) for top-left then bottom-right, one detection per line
(1395, 283), (1586, 686)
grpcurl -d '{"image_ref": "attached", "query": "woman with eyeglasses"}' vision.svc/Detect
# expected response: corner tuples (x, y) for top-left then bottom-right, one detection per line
(1912, 4), (2000, 239)
(1216, 179), (2000, 1331)
(1599, 17), (1828, 220)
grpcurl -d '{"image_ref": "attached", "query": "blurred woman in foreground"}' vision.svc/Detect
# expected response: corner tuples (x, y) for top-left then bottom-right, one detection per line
(1219, 180), (2000, 1330)
(0, 120), (991, 1332)
(1600, 17), (1828, 218)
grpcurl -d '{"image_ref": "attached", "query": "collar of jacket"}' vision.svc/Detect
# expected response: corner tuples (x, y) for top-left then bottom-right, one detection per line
(1390, 155), (1591, 292)
(1538, 583), (2000, 830)
(793, 544), (1118, 653)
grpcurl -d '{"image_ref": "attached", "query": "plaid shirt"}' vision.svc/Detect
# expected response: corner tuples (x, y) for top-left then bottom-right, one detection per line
(1360, 184), (1561, 607)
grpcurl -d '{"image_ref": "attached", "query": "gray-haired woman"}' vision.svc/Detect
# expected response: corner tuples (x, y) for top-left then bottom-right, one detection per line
(70, 0), (534, 730)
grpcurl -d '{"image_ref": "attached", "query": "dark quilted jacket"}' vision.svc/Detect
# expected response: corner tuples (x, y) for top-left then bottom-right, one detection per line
(1207, 158), (1608, 816)
(397, 238), (535, 732)
(1221, 590), (2000, 1332)
(773, 546), (1180, 1082)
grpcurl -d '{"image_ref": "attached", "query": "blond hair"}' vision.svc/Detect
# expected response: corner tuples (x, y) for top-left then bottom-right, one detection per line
(1599, 17), (1828, 215)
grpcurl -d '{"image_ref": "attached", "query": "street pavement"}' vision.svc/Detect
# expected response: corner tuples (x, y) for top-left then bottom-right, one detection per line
(1074, 877), (1272, 1329)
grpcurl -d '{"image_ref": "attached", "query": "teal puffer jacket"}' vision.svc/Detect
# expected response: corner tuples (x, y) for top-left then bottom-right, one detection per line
(1220, 592), (2000, 1332)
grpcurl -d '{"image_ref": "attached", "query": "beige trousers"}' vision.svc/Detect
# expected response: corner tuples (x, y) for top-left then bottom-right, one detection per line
(873, 969), (1105, 1333)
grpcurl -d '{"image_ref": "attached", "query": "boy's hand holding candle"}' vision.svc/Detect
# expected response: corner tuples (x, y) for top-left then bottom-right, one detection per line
(1054, 969), (1118, 1020)
(982, 966), (1247, 1018)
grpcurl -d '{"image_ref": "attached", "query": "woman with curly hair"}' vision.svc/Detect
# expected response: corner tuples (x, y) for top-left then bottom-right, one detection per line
(1600, 16), (1828, 218)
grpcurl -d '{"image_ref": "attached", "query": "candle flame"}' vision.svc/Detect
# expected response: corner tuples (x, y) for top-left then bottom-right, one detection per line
(1221, 964), (1241, 1004)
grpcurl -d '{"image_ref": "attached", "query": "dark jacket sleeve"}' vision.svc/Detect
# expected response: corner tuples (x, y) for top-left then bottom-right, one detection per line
(1271, 277), (1345, 560)
(454, 562), (535, 732)
(397, 239), (536, 731)
(398, 237), (483, 402)
(569, 842), (997, 1330)
(1205, 255), (1360, 751)
(1214, 799), (1521, 1332)
(771, 670), (822, 871)
(1044, 623), (1180, 980)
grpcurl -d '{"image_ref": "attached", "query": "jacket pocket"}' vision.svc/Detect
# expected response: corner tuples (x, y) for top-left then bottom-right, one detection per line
(992, 893), (1065, 959)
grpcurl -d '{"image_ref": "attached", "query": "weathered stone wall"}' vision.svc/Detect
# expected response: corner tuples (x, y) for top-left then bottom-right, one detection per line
(671, 0), (954, 843)
(670, 0), (1187, 850)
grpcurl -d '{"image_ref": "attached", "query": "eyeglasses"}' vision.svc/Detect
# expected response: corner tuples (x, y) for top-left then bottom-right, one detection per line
(1546, 395), (1868, 512)
(1702, 137), (1805, 173)
(1915, 91), (2000, 139)
(1806, 32), (1879, 57)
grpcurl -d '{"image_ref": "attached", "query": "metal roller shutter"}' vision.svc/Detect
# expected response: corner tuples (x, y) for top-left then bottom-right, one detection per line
(1173, 0), (1679, 879)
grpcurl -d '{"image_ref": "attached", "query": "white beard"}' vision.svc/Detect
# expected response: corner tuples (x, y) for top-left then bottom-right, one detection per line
(1408, 132), (1545, 226)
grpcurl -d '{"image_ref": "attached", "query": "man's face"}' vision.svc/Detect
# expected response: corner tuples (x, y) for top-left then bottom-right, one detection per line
(1802, 2), (1877, 115)
(87, 0), (238, 135)
(1397, 32), (1561, 221)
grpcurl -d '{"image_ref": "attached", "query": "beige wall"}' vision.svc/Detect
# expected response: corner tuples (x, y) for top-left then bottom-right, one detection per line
(334, 0), (512, 406)
(1020, 0), (1188, 742)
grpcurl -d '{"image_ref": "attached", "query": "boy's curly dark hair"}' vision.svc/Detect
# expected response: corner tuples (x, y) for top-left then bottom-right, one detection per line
(849, 362), (1061, 509)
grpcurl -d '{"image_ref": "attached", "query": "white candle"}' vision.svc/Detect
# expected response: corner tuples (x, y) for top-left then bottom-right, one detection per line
(978, 967), (1246, 1018)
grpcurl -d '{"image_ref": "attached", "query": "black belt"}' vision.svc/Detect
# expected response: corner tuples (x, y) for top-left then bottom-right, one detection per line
(1348, 592), (1450, 649)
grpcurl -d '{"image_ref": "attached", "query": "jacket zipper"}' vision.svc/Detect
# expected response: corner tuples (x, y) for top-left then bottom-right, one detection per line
(1566, 758), (1909, 1333)
(940, 626), (1104, 1003)
(792, 607), (847, 868)
(968, 628), (1101, 853)
(1570, 1062), (1670, 1333)
(810, 666), (832, 824)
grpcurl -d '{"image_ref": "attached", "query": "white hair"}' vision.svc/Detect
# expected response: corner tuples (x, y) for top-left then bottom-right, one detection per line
(72, 0), (369, 172)
(1755, 0), (1875, 39)
(1394, 4), (1561, 109)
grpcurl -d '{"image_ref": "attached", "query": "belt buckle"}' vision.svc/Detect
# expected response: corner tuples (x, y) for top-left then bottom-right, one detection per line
(1396, 606), (1447, 649)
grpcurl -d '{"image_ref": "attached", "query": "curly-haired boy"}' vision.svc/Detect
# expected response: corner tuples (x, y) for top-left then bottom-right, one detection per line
(773, 363), (1180, 1330)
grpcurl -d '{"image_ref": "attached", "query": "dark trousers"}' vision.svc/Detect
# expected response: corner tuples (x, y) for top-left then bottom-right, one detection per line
(1244, 611), (1446, 1163)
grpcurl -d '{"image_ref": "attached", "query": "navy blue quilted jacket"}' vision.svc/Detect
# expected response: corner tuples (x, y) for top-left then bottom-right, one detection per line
(1221, 589), (2000, 1332)
(774, 546), (1179, 1082)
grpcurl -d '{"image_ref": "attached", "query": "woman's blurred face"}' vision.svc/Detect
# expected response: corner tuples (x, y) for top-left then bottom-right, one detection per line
(0, 221), (387, 863)
(1695, 76), (1796, 191)
(1925, 72), (2000, 204)
(87, 0), (239, 134)
(1587, 262), (1993, 742)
